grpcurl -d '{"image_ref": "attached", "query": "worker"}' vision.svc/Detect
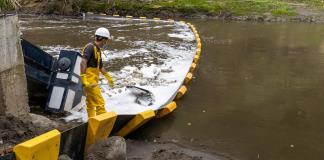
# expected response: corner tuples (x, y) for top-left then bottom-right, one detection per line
(80, 27), (114, 118)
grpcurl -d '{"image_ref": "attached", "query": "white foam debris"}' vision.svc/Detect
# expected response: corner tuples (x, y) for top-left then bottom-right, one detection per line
(44, 19), (197, 122)
(168, 32), (195, 41)
(140, 64), (161, 79)
(41, 45), (80, 55)
(102, 48), (150, 60)
(114, 36), (126, 42)
(153, 24), (174, 29)
(111, 23), (135, 28)
(98, 22), (196, 116)
(168, 22), (195, 41)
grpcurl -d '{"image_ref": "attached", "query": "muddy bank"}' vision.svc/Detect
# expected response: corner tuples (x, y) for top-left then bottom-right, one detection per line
(126, 140), (229, 160)
(0, 112), (81, 155)
(0, 114), (43, 154)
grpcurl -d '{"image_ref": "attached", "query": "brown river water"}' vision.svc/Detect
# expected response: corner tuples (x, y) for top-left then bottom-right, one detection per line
(133, 20), (324, 160)
(20, 17), (324, 160)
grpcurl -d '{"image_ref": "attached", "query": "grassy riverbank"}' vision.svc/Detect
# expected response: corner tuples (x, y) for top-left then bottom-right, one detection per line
(2, 0), (324, 17)
(79, 0), (297, 16)
(292, 0), (324, 7)
(1, 0), (324, 19)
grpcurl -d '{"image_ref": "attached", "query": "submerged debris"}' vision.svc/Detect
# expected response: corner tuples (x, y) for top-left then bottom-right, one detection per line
(126, 85), (155, 106)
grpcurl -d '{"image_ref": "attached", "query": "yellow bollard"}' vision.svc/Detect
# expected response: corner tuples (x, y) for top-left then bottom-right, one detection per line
(14, 130), (61, 160)
(195, 33), (199, 39)
(197, 42), (202, 50)
(190, 63), (197, 73)
(116, 110), (155, 137)
(85, 112), (117, 151)
(197, 37), (201, 44)
(184, 72), (193, 85)
(176, 85), (187, 100)
(196, 48), (201, 56)
(193, 55), (200, 63)
(157, 101), (177, 118)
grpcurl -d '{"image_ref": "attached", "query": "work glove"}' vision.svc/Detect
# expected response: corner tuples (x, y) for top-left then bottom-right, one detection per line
(103, 72), (114, 87)
(80, 74), (91, 87)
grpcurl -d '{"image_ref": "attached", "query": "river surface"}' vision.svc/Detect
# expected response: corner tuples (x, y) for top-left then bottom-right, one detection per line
(20, 16), (324, 160)
(133, 20), (324, 160)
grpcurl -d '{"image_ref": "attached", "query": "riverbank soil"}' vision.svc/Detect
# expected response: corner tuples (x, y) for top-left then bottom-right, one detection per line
(85, 136), (126, 160)
(126, 140), (228, 160)
(0, 113), (81, 155)
(0, 114), (41, 154)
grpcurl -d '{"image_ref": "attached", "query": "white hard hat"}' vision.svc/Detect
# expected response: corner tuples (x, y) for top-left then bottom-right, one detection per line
(95, 27), (110, 39)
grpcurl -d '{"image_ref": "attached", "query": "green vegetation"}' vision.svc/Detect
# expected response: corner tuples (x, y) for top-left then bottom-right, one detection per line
(77, 0), (297, 16)
(0, 0), (15, 12)
(288, 0), (324, 8)
(4, 0), (324, 16)
(217, 0), (296, 16)
(158, 0), (296, 16)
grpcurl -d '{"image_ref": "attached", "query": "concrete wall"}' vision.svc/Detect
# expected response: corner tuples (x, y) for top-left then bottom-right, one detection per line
(0, 15), (29, 117)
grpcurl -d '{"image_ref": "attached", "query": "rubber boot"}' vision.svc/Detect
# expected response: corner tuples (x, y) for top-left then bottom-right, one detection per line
(96, 106), (107, 116)
(87, 109), (96, 118)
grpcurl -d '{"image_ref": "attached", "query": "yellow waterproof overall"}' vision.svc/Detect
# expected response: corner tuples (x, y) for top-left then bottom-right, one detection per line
(82, 44), (107, 117)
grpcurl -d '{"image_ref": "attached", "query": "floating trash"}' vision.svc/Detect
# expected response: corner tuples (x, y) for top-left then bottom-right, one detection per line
(126, 85), (155, 106)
